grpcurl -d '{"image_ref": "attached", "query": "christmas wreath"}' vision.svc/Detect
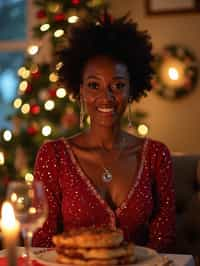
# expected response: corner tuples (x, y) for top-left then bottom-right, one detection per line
(152, 45), (198, 100)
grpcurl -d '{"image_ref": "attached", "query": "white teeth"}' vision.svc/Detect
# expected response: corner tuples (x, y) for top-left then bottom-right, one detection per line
(98, 107), (114, 113)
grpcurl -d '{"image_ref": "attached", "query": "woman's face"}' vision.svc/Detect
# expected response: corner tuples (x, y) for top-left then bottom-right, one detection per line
(81, 56), (130, 128)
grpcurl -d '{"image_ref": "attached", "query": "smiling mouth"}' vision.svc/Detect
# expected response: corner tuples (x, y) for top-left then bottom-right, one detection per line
(97, 107), (115, 113)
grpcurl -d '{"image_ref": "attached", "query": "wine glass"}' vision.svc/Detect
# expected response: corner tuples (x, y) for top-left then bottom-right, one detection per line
(6, 180), (48, 266)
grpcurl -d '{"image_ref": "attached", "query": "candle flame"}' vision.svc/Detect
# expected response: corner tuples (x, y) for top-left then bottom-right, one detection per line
(1, 201), (17, 229)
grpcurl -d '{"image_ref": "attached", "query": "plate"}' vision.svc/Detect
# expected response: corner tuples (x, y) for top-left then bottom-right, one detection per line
(31, 246), (169, 266)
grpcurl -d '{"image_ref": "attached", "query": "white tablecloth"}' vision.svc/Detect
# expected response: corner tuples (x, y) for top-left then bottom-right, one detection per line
(0, 247), (195, 266)
(162, 254), (195, 266)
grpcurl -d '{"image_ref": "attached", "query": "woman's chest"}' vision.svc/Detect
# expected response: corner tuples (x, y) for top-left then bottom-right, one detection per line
(59, 148), (154, 220)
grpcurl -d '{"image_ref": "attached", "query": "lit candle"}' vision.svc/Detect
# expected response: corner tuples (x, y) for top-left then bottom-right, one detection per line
(1, 201), (20, 266)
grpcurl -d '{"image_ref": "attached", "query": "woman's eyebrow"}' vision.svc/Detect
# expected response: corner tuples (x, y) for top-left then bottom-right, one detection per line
(85, 75), (101, 80)
(112, 76), (129, 80)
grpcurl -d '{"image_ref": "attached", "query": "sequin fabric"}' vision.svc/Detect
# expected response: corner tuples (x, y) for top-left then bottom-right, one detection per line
(32, 138), (176, 252)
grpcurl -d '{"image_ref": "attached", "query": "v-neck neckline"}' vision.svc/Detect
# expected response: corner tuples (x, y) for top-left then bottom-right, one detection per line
(62, 137), (149, 218)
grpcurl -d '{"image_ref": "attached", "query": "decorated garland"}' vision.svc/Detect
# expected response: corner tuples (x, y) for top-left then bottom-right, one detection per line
(152, 45), (198, 100)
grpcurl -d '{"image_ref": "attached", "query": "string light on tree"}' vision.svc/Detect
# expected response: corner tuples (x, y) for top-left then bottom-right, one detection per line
(27, 45), (39, 55)
(54, 29), (64, 38)
(49, 72), (59, 82)
(41, 125), (52, 137)
(13, 98), (22, 109)
(55, 62), (63, 70)
(3, 130), (13, 142)
(21, 103), (30, 114)
(44, 100), (55, 111)
(56, 87), (67, 98)
(19, 80), (28, 93)
(68, 15), (79, 23)
(0, 151), (5, 165)
(18, 67), (30, 79)
(68, 94), (76, 102)
(40, 23), (50, 32)
(25, 172), (34, 183)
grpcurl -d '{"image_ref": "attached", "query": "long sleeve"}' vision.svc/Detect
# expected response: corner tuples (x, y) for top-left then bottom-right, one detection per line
(32, 141), (62, 247)
(147, 143), (176, 252)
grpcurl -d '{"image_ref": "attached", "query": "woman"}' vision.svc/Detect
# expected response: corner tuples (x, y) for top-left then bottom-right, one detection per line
(32, 15), (176, 252)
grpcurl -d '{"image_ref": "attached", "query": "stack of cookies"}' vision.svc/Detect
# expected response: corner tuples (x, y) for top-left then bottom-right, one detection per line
(52, 227), (136, 265)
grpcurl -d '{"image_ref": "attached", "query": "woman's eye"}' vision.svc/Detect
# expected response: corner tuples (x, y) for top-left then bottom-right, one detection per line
(113, 82), (126, 90)
(87, 81), (99, 90)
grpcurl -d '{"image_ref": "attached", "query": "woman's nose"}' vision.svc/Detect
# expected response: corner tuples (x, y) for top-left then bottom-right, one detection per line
(101, 86), (114, 100)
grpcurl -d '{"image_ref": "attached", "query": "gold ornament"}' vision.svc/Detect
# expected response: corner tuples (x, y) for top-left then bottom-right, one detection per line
(48, 2), (62, 13)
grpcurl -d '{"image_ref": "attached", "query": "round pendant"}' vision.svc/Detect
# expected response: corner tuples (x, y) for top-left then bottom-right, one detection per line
(102, 168), (112, 182)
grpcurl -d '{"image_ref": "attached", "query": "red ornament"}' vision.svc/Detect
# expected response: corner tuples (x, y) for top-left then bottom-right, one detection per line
(30, 104), (40, 115)
(36, 9), (46, 19)
(2, 176), (10, 186)
(31, 70), (41, 79)
(71, 0), (80, 4)
(54, 13), (65, 21)
(27, 126), (38, 135)
(25, 84), (33, 94)
(48, 88), (57, 98)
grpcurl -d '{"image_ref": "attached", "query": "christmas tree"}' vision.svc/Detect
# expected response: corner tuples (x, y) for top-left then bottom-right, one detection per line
(0, 0), (148, 199)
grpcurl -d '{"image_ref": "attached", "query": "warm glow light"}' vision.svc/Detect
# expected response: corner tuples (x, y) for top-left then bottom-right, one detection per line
(1, 201), (20, 261)
(27, 45), (39, 55)
(55, 62), (63, 70)
(13, 98), (22, 109)
(68, 15), (79, 23)
(3, 130), (12, 142)
(0, 151), (5, 165)
(137, 124), (149, 136)
(86, 116), (91, 125)
(168, 67), (179, 81)
(49, 72), (59, 82)
(25, 172), (34, 183)
(21, 103), (30, 114)
(22, 69), (30, 79)
(29, 207), (36, 214)
(19, 81), (28, 92)
(1, 202), (19, 230)
(30, 64), (39, 73)
(44, 100), (55, 111)
(68, 93), (76, 102)
(40, 23), (50, 32)
(54, 29), (64, 38)
(56, 87), (67, 98)
(160, 57), (185, 88)
(18, 67), (26, 76)
(41, 125), (52, 136)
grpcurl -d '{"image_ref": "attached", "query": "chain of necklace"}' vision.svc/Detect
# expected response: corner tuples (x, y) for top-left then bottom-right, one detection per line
(100, 137), (126, 183)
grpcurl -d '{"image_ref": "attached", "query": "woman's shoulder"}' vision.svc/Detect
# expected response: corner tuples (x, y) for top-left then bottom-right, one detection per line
(145, 138), (172, 162)
(147, 138), (171, 152)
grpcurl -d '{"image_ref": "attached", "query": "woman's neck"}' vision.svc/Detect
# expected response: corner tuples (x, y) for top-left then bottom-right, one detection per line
(86, 124), (124, 151)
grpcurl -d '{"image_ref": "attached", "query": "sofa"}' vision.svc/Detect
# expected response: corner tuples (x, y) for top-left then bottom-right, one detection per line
(172, 154), (200, 263)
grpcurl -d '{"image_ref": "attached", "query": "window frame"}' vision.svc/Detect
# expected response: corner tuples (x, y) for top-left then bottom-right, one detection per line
(0, 0), (33, 128)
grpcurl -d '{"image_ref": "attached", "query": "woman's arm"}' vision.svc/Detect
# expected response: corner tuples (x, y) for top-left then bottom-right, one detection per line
(147, 143), (176, 252)
(32, 141), (62, 247)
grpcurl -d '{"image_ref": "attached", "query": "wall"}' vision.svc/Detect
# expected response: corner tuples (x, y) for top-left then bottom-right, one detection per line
(110, 0), (200, 154)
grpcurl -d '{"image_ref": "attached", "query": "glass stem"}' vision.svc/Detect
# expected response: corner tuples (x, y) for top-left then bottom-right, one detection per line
(22, 229), (33, 266)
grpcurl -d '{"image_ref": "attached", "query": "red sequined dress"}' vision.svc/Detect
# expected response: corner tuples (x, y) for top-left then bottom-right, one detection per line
(32, 138), (176, 252)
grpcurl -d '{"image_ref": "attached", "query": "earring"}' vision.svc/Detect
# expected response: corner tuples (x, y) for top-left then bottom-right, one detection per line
(127, 97), (133, 128)
(80, 97), (85, 129)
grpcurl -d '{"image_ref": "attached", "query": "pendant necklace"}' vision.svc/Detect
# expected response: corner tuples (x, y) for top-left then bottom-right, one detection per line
(101, 137), (126, 183)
